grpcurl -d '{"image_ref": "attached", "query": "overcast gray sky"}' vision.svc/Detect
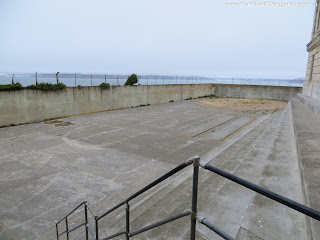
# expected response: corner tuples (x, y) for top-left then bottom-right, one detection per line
(0, 0), (315, 78)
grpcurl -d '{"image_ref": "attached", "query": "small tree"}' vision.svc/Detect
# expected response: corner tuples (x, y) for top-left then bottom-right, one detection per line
(124, 74), (138, 86)
(99, 82), (110, 89)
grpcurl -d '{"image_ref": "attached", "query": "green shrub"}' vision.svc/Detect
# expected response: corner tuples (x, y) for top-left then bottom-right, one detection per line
(99, 82), (110, 89)
(26, 82), (66, 90)
(0, 82), (23, 91)
(124, 74), (138, 86)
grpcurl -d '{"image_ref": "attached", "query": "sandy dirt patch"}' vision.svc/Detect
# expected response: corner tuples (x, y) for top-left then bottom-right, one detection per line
(197, 97), (288, 112)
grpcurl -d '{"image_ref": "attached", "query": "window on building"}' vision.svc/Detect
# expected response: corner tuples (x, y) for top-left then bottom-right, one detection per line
(309, 55), (315, 81)
(317, 5), (320, 30)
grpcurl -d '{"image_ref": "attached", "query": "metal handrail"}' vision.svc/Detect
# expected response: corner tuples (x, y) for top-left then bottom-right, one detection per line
(201, 162), (320, 221)
(96, 157), (194, 220)
(196, 216), (235, 240)
(55, 157), (320, 240)
(56, 201), (86, 225)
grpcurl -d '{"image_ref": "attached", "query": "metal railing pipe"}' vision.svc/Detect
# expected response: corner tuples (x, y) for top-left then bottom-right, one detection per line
(202, 163), (320, 221)
(66, 222), (86, 235)
(97, 200), (126, 220)
(58, 222), (86, 237)
(95, 217), (99, 240)
(126, 202), (130, 240)
(101, 231), (126, 240)
(56, 224), (59, 240)
(88, 225), (96, 238)
(126, 158), (194, 202)
(190, 156), (200, 240)
(129, 210), (191, 237)
(197, 216), (235, 240)
(56, 201), (86, 225)
(65, 218), (69, 240)
(85, 204), (89, 239)
(87, 204), (96, 217)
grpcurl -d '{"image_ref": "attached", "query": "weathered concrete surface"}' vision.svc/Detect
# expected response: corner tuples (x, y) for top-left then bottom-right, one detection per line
(296, 93), (320, 116)
(302, 82), (320, 101)
(0, 100), (309, 239)
(199, 116), (253, 141)
(291, 97), (320, 239)
(0, 84), (215, 126)
(214, 84), (301, 100)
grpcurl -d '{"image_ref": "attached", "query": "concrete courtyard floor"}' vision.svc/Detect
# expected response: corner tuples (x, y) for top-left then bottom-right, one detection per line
(0, 98), (312, 239)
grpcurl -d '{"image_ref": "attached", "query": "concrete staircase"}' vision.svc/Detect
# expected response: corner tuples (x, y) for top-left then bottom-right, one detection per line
(87, 104), (308, 240)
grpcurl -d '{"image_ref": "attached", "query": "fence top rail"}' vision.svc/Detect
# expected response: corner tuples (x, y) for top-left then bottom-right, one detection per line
(97, 157), (195, 220)
(201, 162), (320, 221)
(56, 201), (86, 225)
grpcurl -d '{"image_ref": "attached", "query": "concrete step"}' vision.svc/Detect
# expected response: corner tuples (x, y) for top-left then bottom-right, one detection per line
(197, 104), (307, 240)
(96, 112), (280, 239)
(95, 107), (307, 239)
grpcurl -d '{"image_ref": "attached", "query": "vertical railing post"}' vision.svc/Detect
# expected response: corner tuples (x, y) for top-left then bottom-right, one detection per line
(56, 223), (59, 240)
(117, 75), (119, 85)
(95, 217), (99, 240)
(190, 156), (200, 240)
(85, 203), (89, 240)
(36, 72), (38, 85)
(126, 202), (130, 240)
(105, 74), (107, 84)
(91, 74), (93, 86)
(75, 73), (77, 87)
(66, 218), (69, 240)
(56, 72), (59, 84)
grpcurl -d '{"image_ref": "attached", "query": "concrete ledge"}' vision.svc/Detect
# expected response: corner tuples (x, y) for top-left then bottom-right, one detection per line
(214, 84), (301, 100)
(296, 93), (320, 116)
(291, 98), (320, 239)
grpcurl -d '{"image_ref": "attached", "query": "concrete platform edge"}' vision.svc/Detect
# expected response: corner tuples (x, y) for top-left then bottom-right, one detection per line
(290, 98), (313, 240)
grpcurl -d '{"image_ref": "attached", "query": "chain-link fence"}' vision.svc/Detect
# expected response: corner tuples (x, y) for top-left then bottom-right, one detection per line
(0, 73), (305, 87)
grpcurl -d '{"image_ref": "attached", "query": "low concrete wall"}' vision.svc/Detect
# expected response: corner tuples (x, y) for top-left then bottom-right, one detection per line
(214, 84), (302, 100)
(0, 84), (302, 126)
(0, 84), (215, 126)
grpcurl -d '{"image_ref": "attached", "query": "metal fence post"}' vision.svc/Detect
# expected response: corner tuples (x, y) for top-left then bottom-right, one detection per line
(117, 75), (119, 85)
(66, 218), (69, 240)
(75, 73), (77, 87)
(147, 75), (148, 85)
(91, 74), (93, 86)
(56, 72), (59, 84)
(95, 217), (99, 240)
(105, 74), (106, 84)
(85, 203), (89, 240)
(36, 72), (38, 85)
(56, 223), (59, 240)
(190, 156), (200, 240)
(126, 202), (130, 240)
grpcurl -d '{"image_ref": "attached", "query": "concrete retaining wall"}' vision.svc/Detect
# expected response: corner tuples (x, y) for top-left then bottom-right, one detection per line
(214, 84), (302, 100)
(0, 84), (301, 126)
(0, 84), (215, 126)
